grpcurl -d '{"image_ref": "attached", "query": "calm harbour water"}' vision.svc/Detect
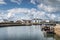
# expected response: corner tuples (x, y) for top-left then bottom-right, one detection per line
(0, 25), (59, 40)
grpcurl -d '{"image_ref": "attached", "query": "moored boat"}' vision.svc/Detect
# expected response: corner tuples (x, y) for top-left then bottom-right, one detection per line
(42, 25), (54, 34)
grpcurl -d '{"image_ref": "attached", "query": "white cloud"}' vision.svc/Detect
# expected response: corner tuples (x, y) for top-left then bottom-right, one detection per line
(0, 0), (6, 4)
(0, 0), (60, 21)
(31, 0), (60, 6)
(51, 14), (56, 19)
(57, 0), (60, 2)
(0, 8), (59, 21)
(7, 8), (30, 18)
(30, 0), (59, 20)
(30, 0), (41, 4)
(11, 0), (22, 5)
(57, 17), (60, 21)
(30, 0), (36, 4)
(34, 11), (47, 19)
(31, 0), (60, 12)
(37, 3), (57, 12)
(0, 12), (8, 21)
(43, 0), (60, 6)
(7, 8), (48, 20)
(46, 13), (56, 20)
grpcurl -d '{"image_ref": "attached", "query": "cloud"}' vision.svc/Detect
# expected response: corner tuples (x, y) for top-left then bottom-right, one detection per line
(30, 0), (59, 20)
(0, 8), (59, 21)
(37, 3), (58, 12)
(34, 11), (47, 19)
(0, 0), (6, 4)
(0, 0), (60, 21)
(30, 0), (42, 4)
(47, 14), (56, 20)
(51, 14), (56, 19)
(7, 8), (30, 18)
(11, 0), (22, 5)
(57, 0), (60, 2)
(0, 12), (8, 22)
(7, 8), (48, 20)
(57, 17), (60, 21)
(30, 0), (36, 4)
(43, 0), (60, 7)
(31, 0), (60, 6)
(31, 0), (60, 12)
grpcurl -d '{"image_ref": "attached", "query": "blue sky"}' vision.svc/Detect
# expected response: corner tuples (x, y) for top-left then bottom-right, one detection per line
(0, 0), (60, 21)
(0, 0), (37, 10)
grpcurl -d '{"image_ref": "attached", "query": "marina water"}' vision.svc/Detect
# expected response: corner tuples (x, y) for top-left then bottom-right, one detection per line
(0, 25), (59, 40)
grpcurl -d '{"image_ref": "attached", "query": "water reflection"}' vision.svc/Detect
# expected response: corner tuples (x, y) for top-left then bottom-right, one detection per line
(54, 35), (60, 40)
(0, 25), (59, 40)
(44, 34), (55, 40)
(7, 25), (44, 40)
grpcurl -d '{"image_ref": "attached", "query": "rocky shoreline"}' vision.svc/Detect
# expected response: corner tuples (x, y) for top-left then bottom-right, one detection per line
(54, 24), (60, 36)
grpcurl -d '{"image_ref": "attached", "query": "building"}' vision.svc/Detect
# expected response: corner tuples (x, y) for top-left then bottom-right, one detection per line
(23, 20), (32, 24)
(32, 18), (42, 23)
(16, 20), (23, 23)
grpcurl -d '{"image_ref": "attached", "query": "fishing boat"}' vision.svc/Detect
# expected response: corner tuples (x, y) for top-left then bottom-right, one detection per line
(42, 25), (54, 34)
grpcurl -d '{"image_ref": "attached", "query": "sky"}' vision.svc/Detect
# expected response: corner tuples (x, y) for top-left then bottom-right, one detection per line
(0, 0), (60, 21)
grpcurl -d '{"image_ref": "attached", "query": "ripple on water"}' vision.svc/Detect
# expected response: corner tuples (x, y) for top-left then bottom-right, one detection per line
(0, 25), (55, 40)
